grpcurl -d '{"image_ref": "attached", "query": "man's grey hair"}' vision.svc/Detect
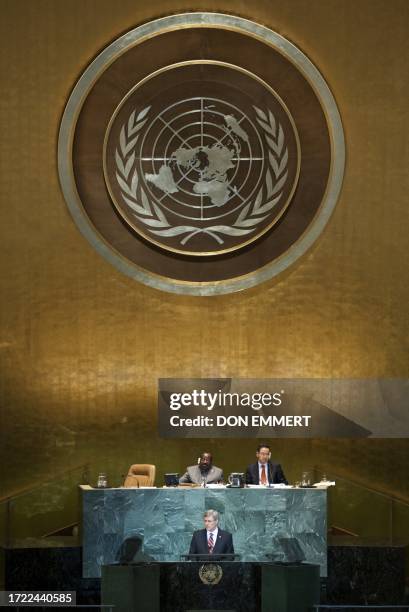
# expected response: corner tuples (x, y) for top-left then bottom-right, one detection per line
(204, 509), (219, 523)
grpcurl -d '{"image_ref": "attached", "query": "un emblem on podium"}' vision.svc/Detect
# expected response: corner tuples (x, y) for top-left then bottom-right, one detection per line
(59, 13), (344, 294)
(198, 562), (223, 585)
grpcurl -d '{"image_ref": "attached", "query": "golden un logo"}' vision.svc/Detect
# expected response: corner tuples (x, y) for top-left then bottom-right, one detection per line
(59, 13), (344, 295)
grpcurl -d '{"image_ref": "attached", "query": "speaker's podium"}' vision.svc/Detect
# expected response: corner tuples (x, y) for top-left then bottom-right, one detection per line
(87, 487), (325, 610)
(101, 559), (320, 612)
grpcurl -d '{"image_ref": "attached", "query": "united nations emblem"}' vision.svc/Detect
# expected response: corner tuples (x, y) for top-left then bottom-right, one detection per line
(59, 13), (344, 294)
(198, 563), (223, 585)
(104, 62), (300, 256)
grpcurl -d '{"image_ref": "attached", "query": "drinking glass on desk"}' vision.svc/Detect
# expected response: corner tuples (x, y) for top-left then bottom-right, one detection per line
(229, 474), (239, 487)
(301, 471), (311, 487)
(97, 473), (108, 488)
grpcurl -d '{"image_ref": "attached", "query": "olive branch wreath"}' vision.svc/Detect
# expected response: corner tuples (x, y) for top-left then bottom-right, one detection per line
(114, 105), (288, 246)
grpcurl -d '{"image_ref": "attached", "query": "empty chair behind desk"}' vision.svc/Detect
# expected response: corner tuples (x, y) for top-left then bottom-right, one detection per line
(123, 464), (156, 487)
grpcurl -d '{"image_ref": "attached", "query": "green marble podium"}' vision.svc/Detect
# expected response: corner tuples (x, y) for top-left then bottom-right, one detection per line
(81, 486), (327, 579)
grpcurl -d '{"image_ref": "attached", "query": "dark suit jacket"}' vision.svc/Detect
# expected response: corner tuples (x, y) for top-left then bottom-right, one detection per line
(245, 461), (288, 485)
(189, 528), (234, 556)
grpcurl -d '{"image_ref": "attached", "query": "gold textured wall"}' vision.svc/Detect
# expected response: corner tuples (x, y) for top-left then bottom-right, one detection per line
(0, 0), (408, 505)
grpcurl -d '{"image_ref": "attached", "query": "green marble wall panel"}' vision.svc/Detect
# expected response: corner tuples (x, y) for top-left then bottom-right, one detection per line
(81, 487), (327, 578)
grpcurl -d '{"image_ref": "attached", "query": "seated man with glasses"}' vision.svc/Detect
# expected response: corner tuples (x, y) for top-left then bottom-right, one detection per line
(245, 443), (287, 485)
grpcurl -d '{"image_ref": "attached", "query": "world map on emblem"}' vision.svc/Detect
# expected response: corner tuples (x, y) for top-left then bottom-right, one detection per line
(144, 99), (251, 210)
(103, 63), (301, 256)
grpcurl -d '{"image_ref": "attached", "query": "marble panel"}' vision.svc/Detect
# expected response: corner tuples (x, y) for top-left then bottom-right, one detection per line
(242, 532), (269, 561)
(123, 514), (145, 537)
(224, 488), (247, 511)
(225, 507), (246, 532)
(327, 544), (406, 604)
(144, 489), (167, 518)
(121, 527), (145, 546)
(287, 510), (320, 534)
(265, 491), (288, 511)
(264, 510), (287, 534)
(121, 489), (145, 535)
(103, 490), (133, 535)
(245, 489), (272, 511)
(183, 490), (205, 531)
(299, 533), (327, 573)
(81, 487), (327, 577)
(204, 490), (228, 514)
(245, 509), (266, 532)
(82, 489), (105, 577)
(103, 532), (123, 564)
(144, 531), (172, 560)
(299, 489), (327, 511)
(161, 490), (185, 515)
(5, 547), (101, 606)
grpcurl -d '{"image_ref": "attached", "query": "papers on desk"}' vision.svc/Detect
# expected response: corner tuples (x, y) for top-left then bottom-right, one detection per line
(125, 486), (157, 489)
(313, 481), (336, 488)
(247, 484), (293, 489)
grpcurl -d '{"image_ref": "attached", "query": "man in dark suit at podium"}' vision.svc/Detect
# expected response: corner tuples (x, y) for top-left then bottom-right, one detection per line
(245, 443), (288, 485)
(189, 509), (234, 556)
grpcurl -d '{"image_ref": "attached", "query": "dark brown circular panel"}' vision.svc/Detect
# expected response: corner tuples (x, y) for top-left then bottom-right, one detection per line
(59, 14), (344, 294)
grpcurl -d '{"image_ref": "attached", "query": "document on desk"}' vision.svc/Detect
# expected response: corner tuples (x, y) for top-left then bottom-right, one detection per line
(313, 481), (336, 488)
(246, 484), (293, 489)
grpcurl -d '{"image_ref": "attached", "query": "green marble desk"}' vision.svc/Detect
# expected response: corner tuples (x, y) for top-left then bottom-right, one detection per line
(80, 486), (327, 578)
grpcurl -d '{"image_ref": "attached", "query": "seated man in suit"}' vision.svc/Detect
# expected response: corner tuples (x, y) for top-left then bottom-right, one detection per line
(245, 443), (288, 485)
(179, 452), (223, 485)
(189, 509), (234, 557)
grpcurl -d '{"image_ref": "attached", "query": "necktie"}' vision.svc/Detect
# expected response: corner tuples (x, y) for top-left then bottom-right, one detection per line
(261, 464), (267, 485)
(208, 532), (214, 554)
